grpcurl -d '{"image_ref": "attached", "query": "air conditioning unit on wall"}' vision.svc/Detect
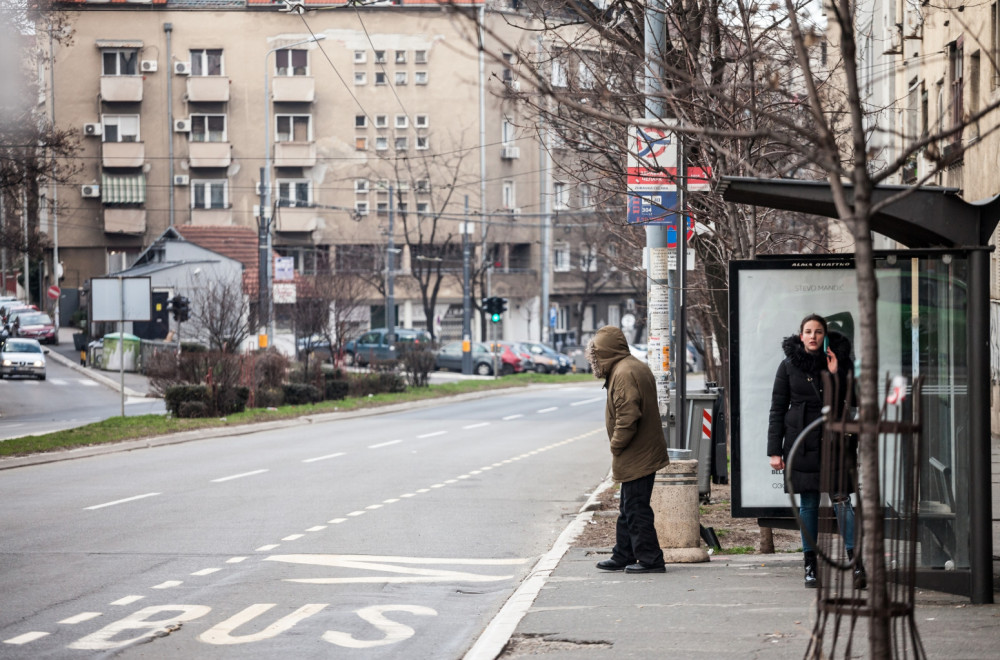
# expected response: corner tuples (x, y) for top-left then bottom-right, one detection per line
(140, 60), (157, 72)
(83, 123), (102, 137)
(173, 174), (189, 186)
(81, 184), (100, 198)
(501, 145), (520, 160)
(173, 61), (191, 75)
(174, 118), (191, 133)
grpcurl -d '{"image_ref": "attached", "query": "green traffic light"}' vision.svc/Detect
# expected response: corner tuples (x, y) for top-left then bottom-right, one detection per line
(491, 313), (501, 323)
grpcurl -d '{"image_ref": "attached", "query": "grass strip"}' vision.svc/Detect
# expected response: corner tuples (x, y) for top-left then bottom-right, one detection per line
(1, 372), (594, 459)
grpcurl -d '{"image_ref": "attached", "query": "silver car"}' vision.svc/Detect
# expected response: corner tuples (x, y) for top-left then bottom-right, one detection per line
(1, 338), (47, 380)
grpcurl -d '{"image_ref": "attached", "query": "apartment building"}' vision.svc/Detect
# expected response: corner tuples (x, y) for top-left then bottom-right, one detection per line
(39, 0), (635, 345)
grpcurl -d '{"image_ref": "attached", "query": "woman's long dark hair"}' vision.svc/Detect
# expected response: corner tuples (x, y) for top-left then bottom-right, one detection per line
(799, 313), (828, 334)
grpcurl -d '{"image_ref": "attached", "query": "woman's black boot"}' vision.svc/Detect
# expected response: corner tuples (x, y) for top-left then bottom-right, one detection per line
(803, 551), (818, 589)
(847, 549), (867, 590)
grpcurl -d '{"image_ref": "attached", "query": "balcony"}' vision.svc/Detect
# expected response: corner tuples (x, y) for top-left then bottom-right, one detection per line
(275, 206), (320, 233)
(103, 208), (146, 235)
(274, 141), (316, 167)
(186, 76), (231, 102)
(188, 141), (232, 168)
(272, 76), (315, 102)
(100, 76), (143, 102)
(102, 141), (144, 168)
(191, 208), (234, 226)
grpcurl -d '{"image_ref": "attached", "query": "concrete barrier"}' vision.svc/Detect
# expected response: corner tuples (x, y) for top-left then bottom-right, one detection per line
(652, 459), (710, 563)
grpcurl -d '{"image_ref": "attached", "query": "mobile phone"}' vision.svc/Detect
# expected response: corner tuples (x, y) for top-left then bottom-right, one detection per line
(823, 337), (829, 353)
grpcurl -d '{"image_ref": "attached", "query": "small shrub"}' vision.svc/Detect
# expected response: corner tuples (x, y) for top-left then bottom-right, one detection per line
(254, 387), (284, 408)
(282, 383), (322, 406)
(324, 380), (350, 401)
(178, 400), (210, 418)
(348, 372), (407, 397)
(400, 347), (435, 388)
(181, 342), (208, 353)
(254, 350), (289, 390)
(164, 384), (210, 416)
(216, 385), (250, 415)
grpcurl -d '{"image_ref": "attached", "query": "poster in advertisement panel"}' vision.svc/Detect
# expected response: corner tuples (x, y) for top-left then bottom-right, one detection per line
(729, 258), (860, 518)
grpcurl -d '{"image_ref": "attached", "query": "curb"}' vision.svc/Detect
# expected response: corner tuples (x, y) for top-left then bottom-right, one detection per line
(44, 348), (148, 398)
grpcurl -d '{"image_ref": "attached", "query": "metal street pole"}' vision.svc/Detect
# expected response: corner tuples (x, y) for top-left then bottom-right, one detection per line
(386, 184), (395, 343)
(262, 34), (326, 347)
(462, 196), (472, 374)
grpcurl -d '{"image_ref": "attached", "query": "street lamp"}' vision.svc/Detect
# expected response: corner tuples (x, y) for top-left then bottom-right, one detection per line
(261, 33), (327, 347)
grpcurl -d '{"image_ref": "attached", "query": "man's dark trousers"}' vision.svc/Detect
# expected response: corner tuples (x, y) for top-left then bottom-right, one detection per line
(611, 472), (665, 567)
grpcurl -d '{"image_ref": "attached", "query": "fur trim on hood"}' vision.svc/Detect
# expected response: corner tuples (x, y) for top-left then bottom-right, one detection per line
(586, 326), (631, 380)
(781, 330), (851, 375)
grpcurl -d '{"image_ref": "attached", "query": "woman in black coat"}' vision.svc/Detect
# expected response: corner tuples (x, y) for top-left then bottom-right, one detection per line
(767, 313), (864, 589)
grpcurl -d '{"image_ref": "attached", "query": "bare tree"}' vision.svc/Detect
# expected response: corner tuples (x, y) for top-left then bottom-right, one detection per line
(187, 275), (254, 353)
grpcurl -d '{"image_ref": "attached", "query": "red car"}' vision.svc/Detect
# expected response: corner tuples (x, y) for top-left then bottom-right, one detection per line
(488, 342), (529, 375)
(15, 311), (57, 345)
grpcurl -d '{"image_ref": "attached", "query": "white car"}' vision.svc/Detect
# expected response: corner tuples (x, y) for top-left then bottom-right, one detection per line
(0, 337), (47, 380)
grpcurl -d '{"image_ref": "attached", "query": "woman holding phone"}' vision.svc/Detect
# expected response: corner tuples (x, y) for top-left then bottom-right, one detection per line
(767, 313), (865, 589)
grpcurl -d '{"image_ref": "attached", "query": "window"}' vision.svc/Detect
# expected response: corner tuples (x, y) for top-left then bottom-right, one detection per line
(375, 72), (387, 85)
(395, 136), (408, 151)
(579, 183), (593, 210)
(275, 48), (307, 76)
(375, 50), (387, 63)
(102, 49), (138, 76)
(553, 182), (569, 210)
(277, 179), (311, 207)
(395, 50), (406, 64)
(502, 52), (515, 82)
(416, 136), (429, 150)
(102, 115), (140, 143)
(394, 71), (407, 85)
(355, 201), (369, 215)
(415, 114), (428, 128)
(414, 50), (427, 64)
(375, 136), (388, 151)
(355, 115), (367, 128)
(395, 114), (408, 129)
(608, 305), (621, 328)
(501, 119), (516, 145)
(375, 114), (388, 128)
(376, 201), (389, 215)
(970, 50), (981, 139)
(355, 179), (369, 194)
(416, 201), (429, 214)
(553, 241), (571, 272)
(354, 72), (367, 85)
(502, 180), (516, 210)
(579, 243), (598, 272)
(190, 114), (226, 142)
(276, 115), (311, 142)
(190, 49), (223, 76)
(355, 136), (368, 151)
(993, 3), (999, 88)
(577, 60), (594, 89)
(354, 50), (366, 64)
(551, 58), (567, 87)
(949, 38), (964, 140)
(414, 71), (428, 85)
(415, 179), (430, 193)
(191, 180), (227, 209)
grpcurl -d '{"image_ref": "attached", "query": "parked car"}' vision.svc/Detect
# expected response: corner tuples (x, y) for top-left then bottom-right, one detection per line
(0, 337), (46, 380)
(343, 328), (432, 366)
(434, 341), (495, 375)
(522, 342), (572, 374)
(487, 342), (529, 375)
(559, 343), (591, 373)
(14, 312), (57, 344)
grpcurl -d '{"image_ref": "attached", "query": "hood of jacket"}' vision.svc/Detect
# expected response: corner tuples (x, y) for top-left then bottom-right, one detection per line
(586, 326), (631, 380)
(781, 330), (851, 375)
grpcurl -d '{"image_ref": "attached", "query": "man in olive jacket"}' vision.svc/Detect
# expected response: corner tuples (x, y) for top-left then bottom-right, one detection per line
(586, 326), (669, 574)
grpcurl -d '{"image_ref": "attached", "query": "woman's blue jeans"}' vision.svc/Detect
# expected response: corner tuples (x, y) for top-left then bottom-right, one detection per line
(799, 491), (856, 553)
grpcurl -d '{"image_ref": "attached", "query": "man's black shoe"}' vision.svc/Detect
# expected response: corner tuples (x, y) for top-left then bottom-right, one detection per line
(596, 559), (629, 571)
(624, 563), (666, 574)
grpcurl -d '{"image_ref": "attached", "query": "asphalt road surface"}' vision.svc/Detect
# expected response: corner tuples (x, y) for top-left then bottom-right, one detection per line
(0, 383), (609, 658)
(0, 360), (165, 441)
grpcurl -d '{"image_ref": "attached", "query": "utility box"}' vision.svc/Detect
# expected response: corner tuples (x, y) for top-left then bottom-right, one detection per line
(663, 384), (725, 501)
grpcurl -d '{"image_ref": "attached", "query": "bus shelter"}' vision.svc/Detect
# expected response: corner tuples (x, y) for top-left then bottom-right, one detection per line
(721, 177), (999, 604)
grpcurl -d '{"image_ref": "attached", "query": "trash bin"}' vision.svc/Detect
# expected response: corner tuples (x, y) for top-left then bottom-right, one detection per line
(72, 332), (89, 351)
(662, 385), (724, 501)
(102, 332), (140, 372)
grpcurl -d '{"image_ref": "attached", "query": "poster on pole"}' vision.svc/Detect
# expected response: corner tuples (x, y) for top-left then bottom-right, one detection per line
(90, 277), (152, 322)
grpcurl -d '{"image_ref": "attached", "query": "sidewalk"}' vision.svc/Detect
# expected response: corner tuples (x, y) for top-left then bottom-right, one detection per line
(46, 327), (152, 397)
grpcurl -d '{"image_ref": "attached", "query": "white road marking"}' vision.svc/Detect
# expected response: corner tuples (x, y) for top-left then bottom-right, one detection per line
(400, 493), (416, 498)
(502, 414), (523, 420)
(151, 581), (182, 589)
(48, 378), (68, 386)
(328, 518), (347, 524)
(211, 469), (268, 483)
(3, 632), (49, 645)
(416, 431), (446, 438)
(537, 407), (558, 413)
(124, 398), (147, 405)
(444, 479), (457, 484)
(227, 557), (248, 563)
(267, 554), (529, 585)
(59, 612), (102, 624)
(191, 568), (220, 576)
(110, 596), (143, 606)
(306, 525), (326, 532)
(282, 534), (304, 541)
(77, 380), (98, 387)
(255, 545), (279, 552)
(383, 498), (399, 504)
(85, 492), (160, 510)
(571, 396), (604, 406)
(365, 504), (383, 510)
(463, 422), (489, 429)
(470, 470), (482, 475)
(415, 488), (430, 493)
(303, 452), (345, 463)
(457, 475), (471, 480)
(369, 439), (402, 448)
(430, 484), (445, 489)
(347, 511), (366, 517)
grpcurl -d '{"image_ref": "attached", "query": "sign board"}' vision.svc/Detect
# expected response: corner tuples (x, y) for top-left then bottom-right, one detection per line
(47, 285), (61, 300)
(273, 282), (297, 304)
(274, 256), (295, 282)
(626, 123), (712, 224)
(91, 277), (152, 322)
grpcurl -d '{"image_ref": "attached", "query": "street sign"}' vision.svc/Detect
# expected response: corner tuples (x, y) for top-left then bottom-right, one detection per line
(666, 216), (695, 248)
(627, 126), (677, 190)
(47, 285), (61, 300)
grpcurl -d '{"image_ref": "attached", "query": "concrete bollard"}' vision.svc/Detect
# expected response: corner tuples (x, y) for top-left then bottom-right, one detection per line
(652, 459), (710, 563)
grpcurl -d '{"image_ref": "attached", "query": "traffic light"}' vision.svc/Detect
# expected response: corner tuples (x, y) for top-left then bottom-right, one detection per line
(170, 295), (191, 322)
(489, 296), (507, 323)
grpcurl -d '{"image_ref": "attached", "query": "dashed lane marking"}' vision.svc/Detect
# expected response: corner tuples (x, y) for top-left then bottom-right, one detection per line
(84, 493), (161, 511)
(58, 613), (101, 625)
(302, 452), (345, 463)
(571, 396), (604, 406)
(110, 596), (143, 606)
(416, 431), (446, 439)
(368, 440), (402, 448)
(536, 407), (558, 414)
(3, 632), (50, 645)
(211, 469), (268, 483)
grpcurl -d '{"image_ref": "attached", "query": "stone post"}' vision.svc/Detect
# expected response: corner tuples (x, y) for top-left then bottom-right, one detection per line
(652, 459), (710, 563)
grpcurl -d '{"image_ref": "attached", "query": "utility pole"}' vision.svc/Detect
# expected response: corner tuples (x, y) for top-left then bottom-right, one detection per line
(386, 184), (395, 343)
(462, 196), (472, 374)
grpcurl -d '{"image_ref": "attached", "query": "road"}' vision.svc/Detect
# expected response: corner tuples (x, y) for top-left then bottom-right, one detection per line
(0, 383), (609, 658)
(0, 360), (165, 441)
